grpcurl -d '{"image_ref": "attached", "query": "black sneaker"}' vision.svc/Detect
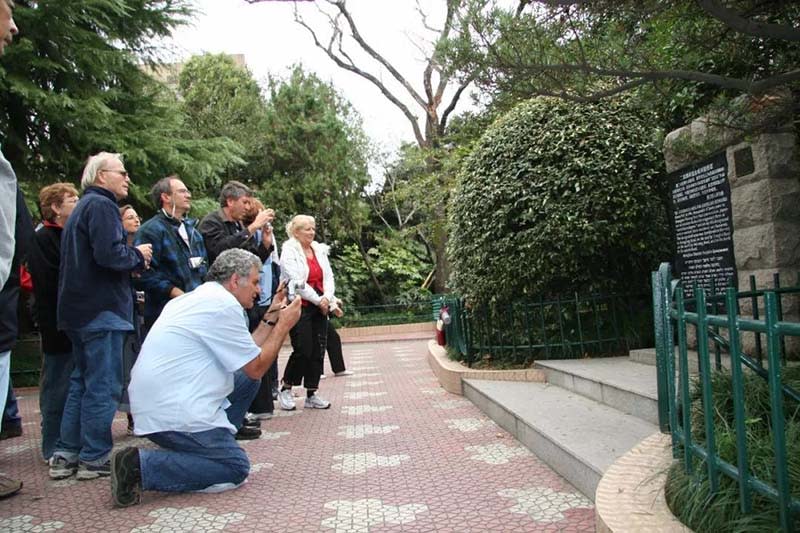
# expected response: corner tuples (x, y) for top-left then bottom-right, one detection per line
(242, 417), (261, 428)
(0, 423), (22, 440)
(234, 425), (262, 440)
(76, 460), (111, 480)
(111, 447), (141, 508)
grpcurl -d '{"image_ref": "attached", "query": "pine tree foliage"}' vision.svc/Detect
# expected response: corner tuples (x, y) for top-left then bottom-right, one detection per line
(0, 1), (243, 205)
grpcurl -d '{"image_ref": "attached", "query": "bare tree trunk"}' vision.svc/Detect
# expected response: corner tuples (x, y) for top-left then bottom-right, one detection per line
(272, 0), (471, 294)
(356, 239), (386, 301)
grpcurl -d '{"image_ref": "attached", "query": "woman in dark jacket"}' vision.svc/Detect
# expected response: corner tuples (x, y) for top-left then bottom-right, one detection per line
(119, 205), (143, 435)
(27, 182), (79, 461)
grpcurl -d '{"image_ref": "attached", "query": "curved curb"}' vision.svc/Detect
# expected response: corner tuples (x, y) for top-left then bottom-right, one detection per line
(426, 340), (546, 395)
(338, 321), (434, 341)
(595, 432), (692, 532)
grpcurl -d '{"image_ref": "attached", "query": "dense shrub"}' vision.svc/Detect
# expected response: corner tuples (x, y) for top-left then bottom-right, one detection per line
(448, 96), (670, 304)
(331, 239), (432, 306)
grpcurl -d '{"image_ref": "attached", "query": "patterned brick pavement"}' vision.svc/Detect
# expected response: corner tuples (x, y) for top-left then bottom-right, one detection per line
(0, 339), (594, 532)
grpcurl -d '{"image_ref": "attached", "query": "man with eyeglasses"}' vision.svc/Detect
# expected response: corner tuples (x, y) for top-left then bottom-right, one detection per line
(49, 152), (153, 482)
(198, 180), (275, 440)
(134, 175), (208, 336)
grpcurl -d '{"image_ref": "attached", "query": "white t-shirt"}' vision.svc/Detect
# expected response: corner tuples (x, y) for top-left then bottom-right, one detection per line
(129, 282), (260, 435)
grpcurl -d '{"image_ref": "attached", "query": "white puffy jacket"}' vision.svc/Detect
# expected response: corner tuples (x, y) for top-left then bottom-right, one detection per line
(279, 238), (335, 308)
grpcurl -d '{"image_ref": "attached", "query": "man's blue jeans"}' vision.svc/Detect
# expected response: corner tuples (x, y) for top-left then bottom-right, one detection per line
(39, 352), (74, 460)
(53, 329), (125, 465)
(0, 350), (9, 432)
(3, 381), (21, 428)
(139, 370), (260, 493)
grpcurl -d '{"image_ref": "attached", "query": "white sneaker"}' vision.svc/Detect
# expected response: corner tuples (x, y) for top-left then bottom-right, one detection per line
(277, 389), (296, 411)
(334, 370), (354, 377)
(247, 411), (273, 421)
(304, 394), (331, 409)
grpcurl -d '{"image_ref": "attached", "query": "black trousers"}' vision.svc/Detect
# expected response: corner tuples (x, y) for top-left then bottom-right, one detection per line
(283, 305), (326, 391)
(326, 325), (346, 374)
(247, 304), (276, 414)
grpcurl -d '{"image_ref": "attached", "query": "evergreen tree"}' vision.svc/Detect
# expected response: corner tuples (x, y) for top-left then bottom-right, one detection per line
(0, 1), (242, 207)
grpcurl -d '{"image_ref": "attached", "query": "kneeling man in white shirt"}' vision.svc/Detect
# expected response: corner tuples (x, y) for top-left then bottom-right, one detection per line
(110, 248), (301, 507)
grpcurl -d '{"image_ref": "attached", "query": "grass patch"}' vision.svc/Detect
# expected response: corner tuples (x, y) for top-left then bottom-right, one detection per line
(665, 365), (800, 531)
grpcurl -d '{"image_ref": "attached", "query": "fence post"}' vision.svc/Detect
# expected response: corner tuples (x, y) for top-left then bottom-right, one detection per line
(696, 289), (720, 496)
(725, 287), (752, 514)
(652, 264), (670, 433)
(675, 288), (693, 468)
(751, 275), (763, 366)
(555, 294), (568, 358)
(764, 292), (792, 532)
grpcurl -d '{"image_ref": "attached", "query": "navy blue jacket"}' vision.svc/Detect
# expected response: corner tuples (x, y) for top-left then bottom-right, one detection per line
(133, 211), (208, 328)
(57, 186), (145, 331)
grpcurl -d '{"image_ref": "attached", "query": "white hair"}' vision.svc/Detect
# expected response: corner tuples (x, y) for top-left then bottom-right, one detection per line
(80, 152), (123, 190)
(285, 214), (315, 239)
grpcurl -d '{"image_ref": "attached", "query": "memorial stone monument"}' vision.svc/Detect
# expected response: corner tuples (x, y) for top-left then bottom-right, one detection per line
(663, 94), (800, 356)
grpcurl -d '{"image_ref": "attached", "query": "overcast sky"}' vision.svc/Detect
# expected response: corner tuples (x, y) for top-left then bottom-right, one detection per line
(162, 0), (467, 176)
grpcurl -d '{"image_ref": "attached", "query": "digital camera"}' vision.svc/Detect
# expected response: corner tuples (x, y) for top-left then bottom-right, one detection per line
(286, 280), (306, 302)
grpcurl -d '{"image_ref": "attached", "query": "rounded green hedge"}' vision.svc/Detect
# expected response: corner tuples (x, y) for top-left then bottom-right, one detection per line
(448, 96), (670, 304)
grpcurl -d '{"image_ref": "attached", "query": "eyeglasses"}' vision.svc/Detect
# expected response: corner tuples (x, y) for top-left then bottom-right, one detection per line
(101, 169), (129, 178)
(123, 214), (142, 222)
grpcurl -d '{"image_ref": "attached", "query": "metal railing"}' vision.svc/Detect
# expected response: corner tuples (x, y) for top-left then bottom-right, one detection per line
(439, 291), (652, 366)
(652, 263), (800, 531)
(326, 300), (432, 328)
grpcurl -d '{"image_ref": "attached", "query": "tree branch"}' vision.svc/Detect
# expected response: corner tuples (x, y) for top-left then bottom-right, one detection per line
(698, 0), (800, 42)
(439, 79), (472, 134)
(330, 0), (428, 109)
(293, 5), (427, 146)
(515, 63), (800, 94)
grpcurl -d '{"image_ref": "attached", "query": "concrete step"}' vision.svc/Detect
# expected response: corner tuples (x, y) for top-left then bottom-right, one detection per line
(630, 346), (732, 371)
(629, 347), (658, 366)
(535, 357), (659, 425)
(464, 379), (658, 501)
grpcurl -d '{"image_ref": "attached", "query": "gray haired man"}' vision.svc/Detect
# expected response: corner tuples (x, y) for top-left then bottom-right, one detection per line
(49, 152), (153, 482)
(111, 249), (301, 507)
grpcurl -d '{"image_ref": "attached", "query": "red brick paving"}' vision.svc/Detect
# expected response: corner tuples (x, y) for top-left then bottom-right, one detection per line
(0, 339), (594, 532)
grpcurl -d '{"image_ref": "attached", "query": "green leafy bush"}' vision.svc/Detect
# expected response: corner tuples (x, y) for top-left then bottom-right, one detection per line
(448, 96), (670, 304)
(331, 239), (431, 307)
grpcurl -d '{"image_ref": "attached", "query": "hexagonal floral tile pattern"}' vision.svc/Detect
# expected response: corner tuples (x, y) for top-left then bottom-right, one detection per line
(0, 339), (594, 531)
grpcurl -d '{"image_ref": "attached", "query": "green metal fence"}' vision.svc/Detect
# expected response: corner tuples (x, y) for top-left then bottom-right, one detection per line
(334, 300), (432, 328)
(439, 290), (652, 366)
(653, 262), (800, 531)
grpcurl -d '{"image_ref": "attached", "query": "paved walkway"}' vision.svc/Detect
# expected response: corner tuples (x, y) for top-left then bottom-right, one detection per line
(0, 339), (594, 532)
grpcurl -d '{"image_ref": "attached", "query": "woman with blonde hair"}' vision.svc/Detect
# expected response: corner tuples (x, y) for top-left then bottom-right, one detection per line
(276, 215), (337, 410)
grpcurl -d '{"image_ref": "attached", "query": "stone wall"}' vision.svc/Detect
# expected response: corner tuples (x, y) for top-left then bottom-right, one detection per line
(663, 98), (800, 356)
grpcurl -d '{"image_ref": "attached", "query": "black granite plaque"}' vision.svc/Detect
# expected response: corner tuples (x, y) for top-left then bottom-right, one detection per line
(668, 152), (737, 298)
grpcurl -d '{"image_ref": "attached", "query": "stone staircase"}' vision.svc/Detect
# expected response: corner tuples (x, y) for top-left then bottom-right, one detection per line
(463, 351), (663, 501)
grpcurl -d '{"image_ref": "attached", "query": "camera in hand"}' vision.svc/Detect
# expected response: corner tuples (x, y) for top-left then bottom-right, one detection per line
(286, 280), (306, 302)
